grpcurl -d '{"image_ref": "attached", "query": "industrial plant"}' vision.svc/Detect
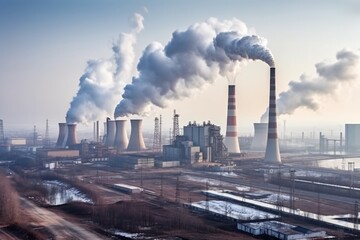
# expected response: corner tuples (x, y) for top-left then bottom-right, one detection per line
(1, 7), (360, 239)
(2, 63), (360, 239)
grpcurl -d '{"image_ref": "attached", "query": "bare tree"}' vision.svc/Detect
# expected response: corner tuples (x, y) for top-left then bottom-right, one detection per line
(0, 173), (19, 223)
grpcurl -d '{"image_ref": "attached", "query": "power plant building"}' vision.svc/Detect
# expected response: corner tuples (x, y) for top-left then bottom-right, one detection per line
(163, 121), (227, 164)
(345, 124), (360, 153)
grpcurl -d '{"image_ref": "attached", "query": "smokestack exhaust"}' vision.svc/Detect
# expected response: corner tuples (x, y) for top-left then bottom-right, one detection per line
(65, 123), (78, 146)
(224, 84), (240, 153)
(56, 123), (67, 148)
(250, 123), (268, 152)
(127, 119), (146, 151)
(264, 67), (281, 163)
(114, 120), (129, 151)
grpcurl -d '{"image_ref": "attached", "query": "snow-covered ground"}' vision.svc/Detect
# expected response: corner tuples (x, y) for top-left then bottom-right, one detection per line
(236, 186), (251, 191)
(42, 180), (93, 205)
(259, 193), (294, 204)
(190, 200), (279, 221)
(212, 172), (238, 177)
(183, 175), (236, 187)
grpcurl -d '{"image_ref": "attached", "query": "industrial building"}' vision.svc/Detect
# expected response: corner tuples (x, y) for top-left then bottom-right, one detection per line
(345, 124), (360, 153)
(163, 121), (228, 164)
(113, 183), (143, 194)
(37, 149), (80, 158)
(237, 221), (326, 240)
(6, 138), (27, 146)
(110, 154), (154, 169)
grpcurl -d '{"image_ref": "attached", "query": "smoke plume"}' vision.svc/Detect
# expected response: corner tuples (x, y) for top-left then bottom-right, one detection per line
(261, 49), (360, 122)
(114, 18), (274, 117)
(66, 13), (144, 124)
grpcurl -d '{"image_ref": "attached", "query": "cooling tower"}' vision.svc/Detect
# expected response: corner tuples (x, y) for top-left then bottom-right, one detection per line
(127, 119), (146, 151)
(65, 123), (78, 146)
(224, 84), (241, 153)
(114, 119), (129, 151)
(56, 123), (67, 148)
(250, 123), (268, 152)
(105, 119), (116, 147)
(264, 67), (281, 163)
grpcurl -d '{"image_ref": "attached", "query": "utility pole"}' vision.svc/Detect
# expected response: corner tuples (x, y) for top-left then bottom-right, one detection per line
(277, 164), (282, 215)
(354, 201), (359, 229)
(175, 175), (180, 203)
(317, 191), (321, 220)
(0, 119), (4, 144)
(289, 169), (296, 213)
(206, 180), (209, 211)
(160, 173), (163, 198)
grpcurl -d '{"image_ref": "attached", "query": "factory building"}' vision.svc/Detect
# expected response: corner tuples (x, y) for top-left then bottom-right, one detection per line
(37, 149), (80, 158)
(345, 124), (360, 154)
(6, 138), (27, 146)
(163, 121), (228, 164)
(237, 221), (326, 240)
(110, 154), (155, 169)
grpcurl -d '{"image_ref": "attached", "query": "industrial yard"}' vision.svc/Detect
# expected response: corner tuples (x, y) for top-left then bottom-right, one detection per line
(2, 147), (360, 239)
(1, 1), (360, 239)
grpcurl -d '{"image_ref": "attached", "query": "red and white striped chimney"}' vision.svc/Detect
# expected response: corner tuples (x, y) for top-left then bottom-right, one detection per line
(224, 84), (240, 153)
(264, 67), (281, 163)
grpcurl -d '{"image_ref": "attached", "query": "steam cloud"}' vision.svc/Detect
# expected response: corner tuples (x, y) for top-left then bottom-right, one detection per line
(66, 13), (144, 124)
(114, 18), (274, 117)
(260, 49), (360, 122)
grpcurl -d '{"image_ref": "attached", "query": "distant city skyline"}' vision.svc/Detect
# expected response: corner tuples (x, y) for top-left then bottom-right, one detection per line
(1, 0), (359, 137)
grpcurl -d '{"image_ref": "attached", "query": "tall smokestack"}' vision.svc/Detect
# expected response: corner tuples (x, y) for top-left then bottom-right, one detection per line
(96, 120), (99, 142)
(65, 123), (78, 146)
(105, 119), (116, 147)
(127, 119), (146, 151)
(56, 123), (67, 148)
(264, 67), (281, 163)
(224, 85), (240, 153)
(250, 123), (268, 152)
(114, 120), (129, 151)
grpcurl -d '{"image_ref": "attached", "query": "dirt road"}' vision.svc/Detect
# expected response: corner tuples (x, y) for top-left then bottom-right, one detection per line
(21, 198), (106, 240)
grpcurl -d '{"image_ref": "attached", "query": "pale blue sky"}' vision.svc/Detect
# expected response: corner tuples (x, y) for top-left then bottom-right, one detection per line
(0, 0), (359, 137)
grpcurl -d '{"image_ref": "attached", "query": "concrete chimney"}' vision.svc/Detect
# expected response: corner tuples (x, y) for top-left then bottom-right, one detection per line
(224, 84), (240, 153)
(114, 120), (129, 151)
(65, 123), (78, 146)
(264, 67), (281, 163)
(105, 119), (116, 147)
(127, 119), (146, 151)
(250, 123), (268, 152)
(56, 123), (67, 148)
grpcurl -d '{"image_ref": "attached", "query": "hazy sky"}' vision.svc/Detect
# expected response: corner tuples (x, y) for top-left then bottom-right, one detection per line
(1, 0), (360, 138)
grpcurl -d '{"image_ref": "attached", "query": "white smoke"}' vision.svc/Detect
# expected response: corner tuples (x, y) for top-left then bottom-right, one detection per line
(114, 17), (274, 118)
(260, 49), (360, 122)
(66, 13), (144, 124)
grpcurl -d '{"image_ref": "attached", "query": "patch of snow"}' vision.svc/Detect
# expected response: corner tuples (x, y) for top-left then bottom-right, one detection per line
(213, 172), (238, 177)
(236, 186), (250, 191)
(190, 200), (278, 221)
(260, 193), (294, 203)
